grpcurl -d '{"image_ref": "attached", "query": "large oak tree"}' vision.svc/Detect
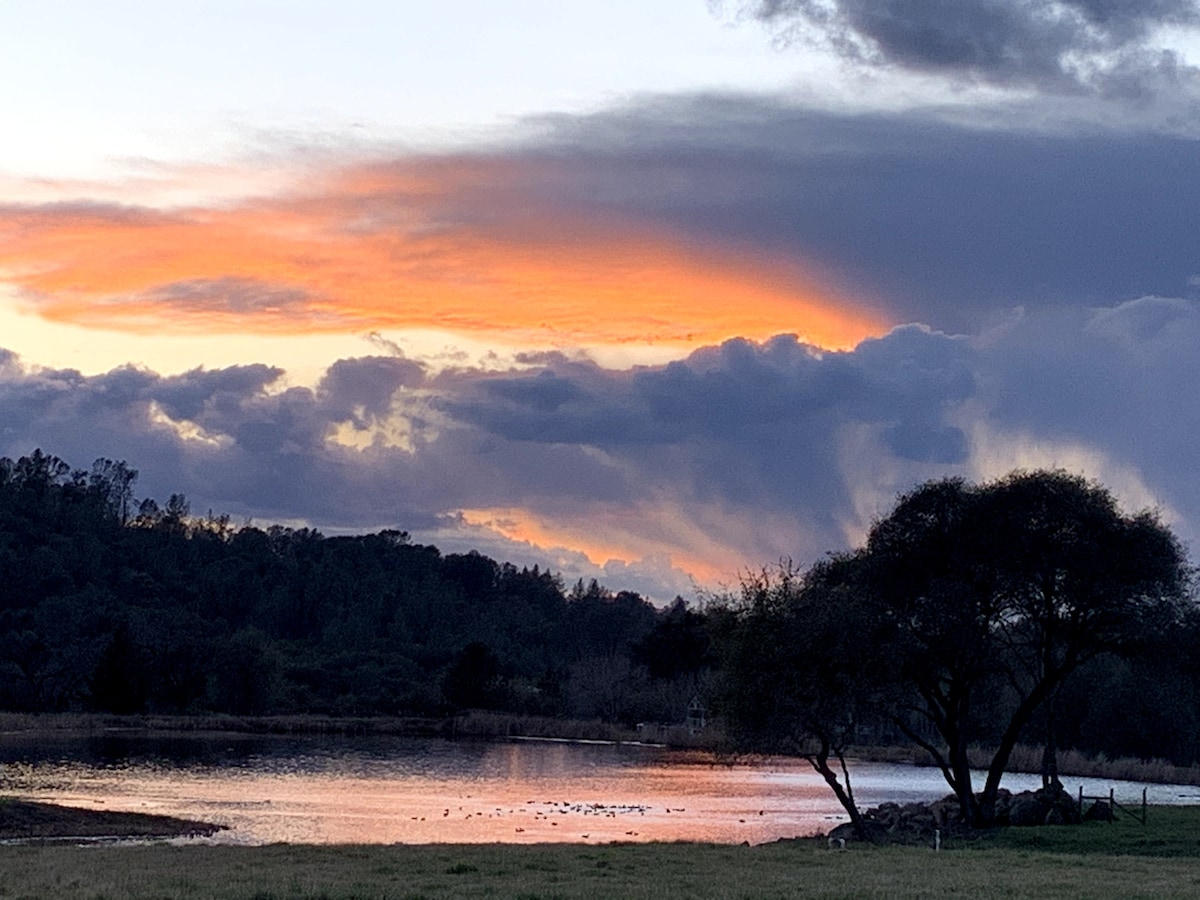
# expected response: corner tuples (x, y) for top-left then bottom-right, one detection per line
(857, 470), (1192, 825)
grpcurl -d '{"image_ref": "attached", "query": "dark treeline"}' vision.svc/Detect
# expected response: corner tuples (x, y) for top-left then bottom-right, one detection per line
(0, 451), (709, 722)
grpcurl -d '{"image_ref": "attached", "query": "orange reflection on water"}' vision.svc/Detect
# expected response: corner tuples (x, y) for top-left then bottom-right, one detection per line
(10, 735), (1137, 845)
(9, 738), (847, 845)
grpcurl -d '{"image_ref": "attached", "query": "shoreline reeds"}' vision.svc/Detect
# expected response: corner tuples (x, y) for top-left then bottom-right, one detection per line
(3, 711), (1199, 786)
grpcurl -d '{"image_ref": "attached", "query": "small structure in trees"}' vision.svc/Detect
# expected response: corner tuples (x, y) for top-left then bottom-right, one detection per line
(686, 695), (707, 732)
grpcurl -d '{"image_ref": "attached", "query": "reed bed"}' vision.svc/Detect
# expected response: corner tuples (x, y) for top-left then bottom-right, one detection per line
(967, 743), (1200, 787)
(3, 712), (1199, 787)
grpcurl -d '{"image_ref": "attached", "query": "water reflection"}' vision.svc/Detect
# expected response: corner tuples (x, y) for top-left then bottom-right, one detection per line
(1, 733), (1194, 845)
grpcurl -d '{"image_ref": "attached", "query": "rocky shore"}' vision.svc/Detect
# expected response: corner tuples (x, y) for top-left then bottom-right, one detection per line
(827, 786), (1106, 845)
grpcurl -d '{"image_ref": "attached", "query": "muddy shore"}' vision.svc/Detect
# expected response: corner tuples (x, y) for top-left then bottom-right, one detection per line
(0, 798), (223, 842)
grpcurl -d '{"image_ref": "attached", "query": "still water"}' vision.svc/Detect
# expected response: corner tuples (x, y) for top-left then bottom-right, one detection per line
(2, 732), (1197, 845)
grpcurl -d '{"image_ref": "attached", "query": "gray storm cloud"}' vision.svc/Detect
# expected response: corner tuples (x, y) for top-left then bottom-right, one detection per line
(740, 0), (1200, 95)
(3, 295), (1197, 596)
(5, 81), (1200, 597)
(513, 94), (1200, 334)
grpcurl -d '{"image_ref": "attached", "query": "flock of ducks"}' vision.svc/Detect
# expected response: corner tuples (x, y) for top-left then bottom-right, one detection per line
(406, 799), (696, 839)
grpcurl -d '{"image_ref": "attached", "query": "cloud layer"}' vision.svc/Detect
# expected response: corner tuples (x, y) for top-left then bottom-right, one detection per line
(744, 0), (1200, 95)
(5, 31), (1200, 600)
(6, 94), (1199, 346)
(4, 293), (1197, 599)
(0, 155), (882, 354)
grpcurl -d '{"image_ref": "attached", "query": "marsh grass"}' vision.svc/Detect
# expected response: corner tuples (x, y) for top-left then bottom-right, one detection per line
(4, 713), (1199, 783)
(3, 810), (1200, 900)
(0, 712), (445, 738)
(979, 744), (1200, 787)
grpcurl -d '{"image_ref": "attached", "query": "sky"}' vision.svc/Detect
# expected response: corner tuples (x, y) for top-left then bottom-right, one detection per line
(3, 1), (1200, 601)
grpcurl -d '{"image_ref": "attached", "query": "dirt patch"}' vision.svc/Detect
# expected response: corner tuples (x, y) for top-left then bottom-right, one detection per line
(0, 797), (223, 841)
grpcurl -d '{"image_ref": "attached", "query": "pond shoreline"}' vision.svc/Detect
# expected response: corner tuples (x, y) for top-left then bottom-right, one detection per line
(4, 710), (1199, 788)
(0, 798), (224, 842)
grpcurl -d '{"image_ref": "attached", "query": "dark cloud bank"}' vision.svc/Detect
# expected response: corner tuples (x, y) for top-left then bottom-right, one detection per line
(742, 0), (1200, 95)
(509, 92), (1200, 335)
(4, 295), (1198, 598)
(9, 9), (1200, 595)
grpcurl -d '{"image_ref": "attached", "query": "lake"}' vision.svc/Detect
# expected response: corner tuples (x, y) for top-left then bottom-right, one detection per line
(2, 732), (1197, 845)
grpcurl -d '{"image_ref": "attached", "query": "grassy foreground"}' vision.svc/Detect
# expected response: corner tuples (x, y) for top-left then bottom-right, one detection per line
(2, 809), (1200, 900)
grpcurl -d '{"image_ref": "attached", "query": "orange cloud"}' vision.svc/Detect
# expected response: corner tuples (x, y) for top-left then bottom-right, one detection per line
(0, 158), (888, 353)
(460, 505), (736, 584)
(458, 498), (809, 587)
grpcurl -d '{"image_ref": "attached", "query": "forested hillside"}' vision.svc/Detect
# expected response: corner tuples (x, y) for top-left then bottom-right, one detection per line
(0, 451), (708, 721)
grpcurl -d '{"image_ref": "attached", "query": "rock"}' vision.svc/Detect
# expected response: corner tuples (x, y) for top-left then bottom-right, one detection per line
(826, 820), (889, 844)
(1043, 806), (1069, 825)
(844, 781), (1090, 844)
(1004, 786), (1081, 827)
(1008, 795), (1046, 826)
(1039, 786), (1082, 825)
(991, 789), (1013, 821)
(928, 797), (960, 828)
(826, 822), (856, 843)
(907, 812), (937, 832)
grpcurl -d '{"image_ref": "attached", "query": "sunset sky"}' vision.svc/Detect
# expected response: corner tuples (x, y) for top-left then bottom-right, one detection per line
(4, 1), (1200, 600)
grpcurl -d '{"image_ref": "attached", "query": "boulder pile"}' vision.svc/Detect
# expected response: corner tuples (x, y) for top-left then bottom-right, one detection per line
(827, 785), (1082, 845)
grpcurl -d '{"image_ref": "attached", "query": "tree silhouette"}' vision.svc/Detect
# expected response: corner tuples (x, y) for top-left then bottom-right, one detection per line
(861, 471), (1191, 825)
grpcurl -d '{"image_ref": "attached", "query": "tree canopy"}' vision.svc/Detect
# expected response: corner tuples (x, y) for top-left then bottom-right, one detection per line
(715, 469), (1194, 828)
(862, 471), (1191, 824)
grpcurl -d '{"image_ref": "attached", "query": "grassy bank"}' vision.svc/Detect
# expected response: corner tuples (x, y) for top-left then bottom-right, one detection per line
(2, 808), (1199, 899)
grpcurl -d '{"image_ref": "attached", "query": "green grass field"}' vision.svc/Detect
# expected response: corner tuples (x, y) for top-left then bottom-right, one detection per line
(3, 808), (1200, 899)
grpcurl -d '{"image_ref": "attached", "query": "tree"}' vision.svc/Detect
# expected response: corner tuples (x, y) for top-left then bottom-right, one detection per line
(443, 641), (504, 710)
(859, 470), (1192, 826)
(713, 560), (892, 841)
(633, 597), (713, 681)
(88, 458), (138, 524)
(89, 623), (149, 714)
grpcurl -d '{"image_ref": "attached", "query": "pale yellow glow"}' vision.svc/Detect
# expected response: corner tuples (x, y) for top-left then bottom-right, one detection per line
(327, 415), (416, 453)
(459, 499), (817, 586)
(146, 401), (233, 449)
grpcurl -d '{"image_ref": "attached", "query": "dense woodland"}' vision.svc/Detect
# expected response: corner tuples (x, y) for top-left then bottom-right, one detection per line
(0, 451), (707, 723)
(2, 451), (1200, 808)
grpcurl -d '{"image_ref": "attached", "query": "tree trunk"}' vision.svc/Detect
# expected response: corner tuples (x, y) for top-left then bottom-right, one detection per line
(980, 672), (1062, 823)
(1041, 685), (1061, 791)
(806, 744), (873, 842)
(948, 739), (983, 827)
